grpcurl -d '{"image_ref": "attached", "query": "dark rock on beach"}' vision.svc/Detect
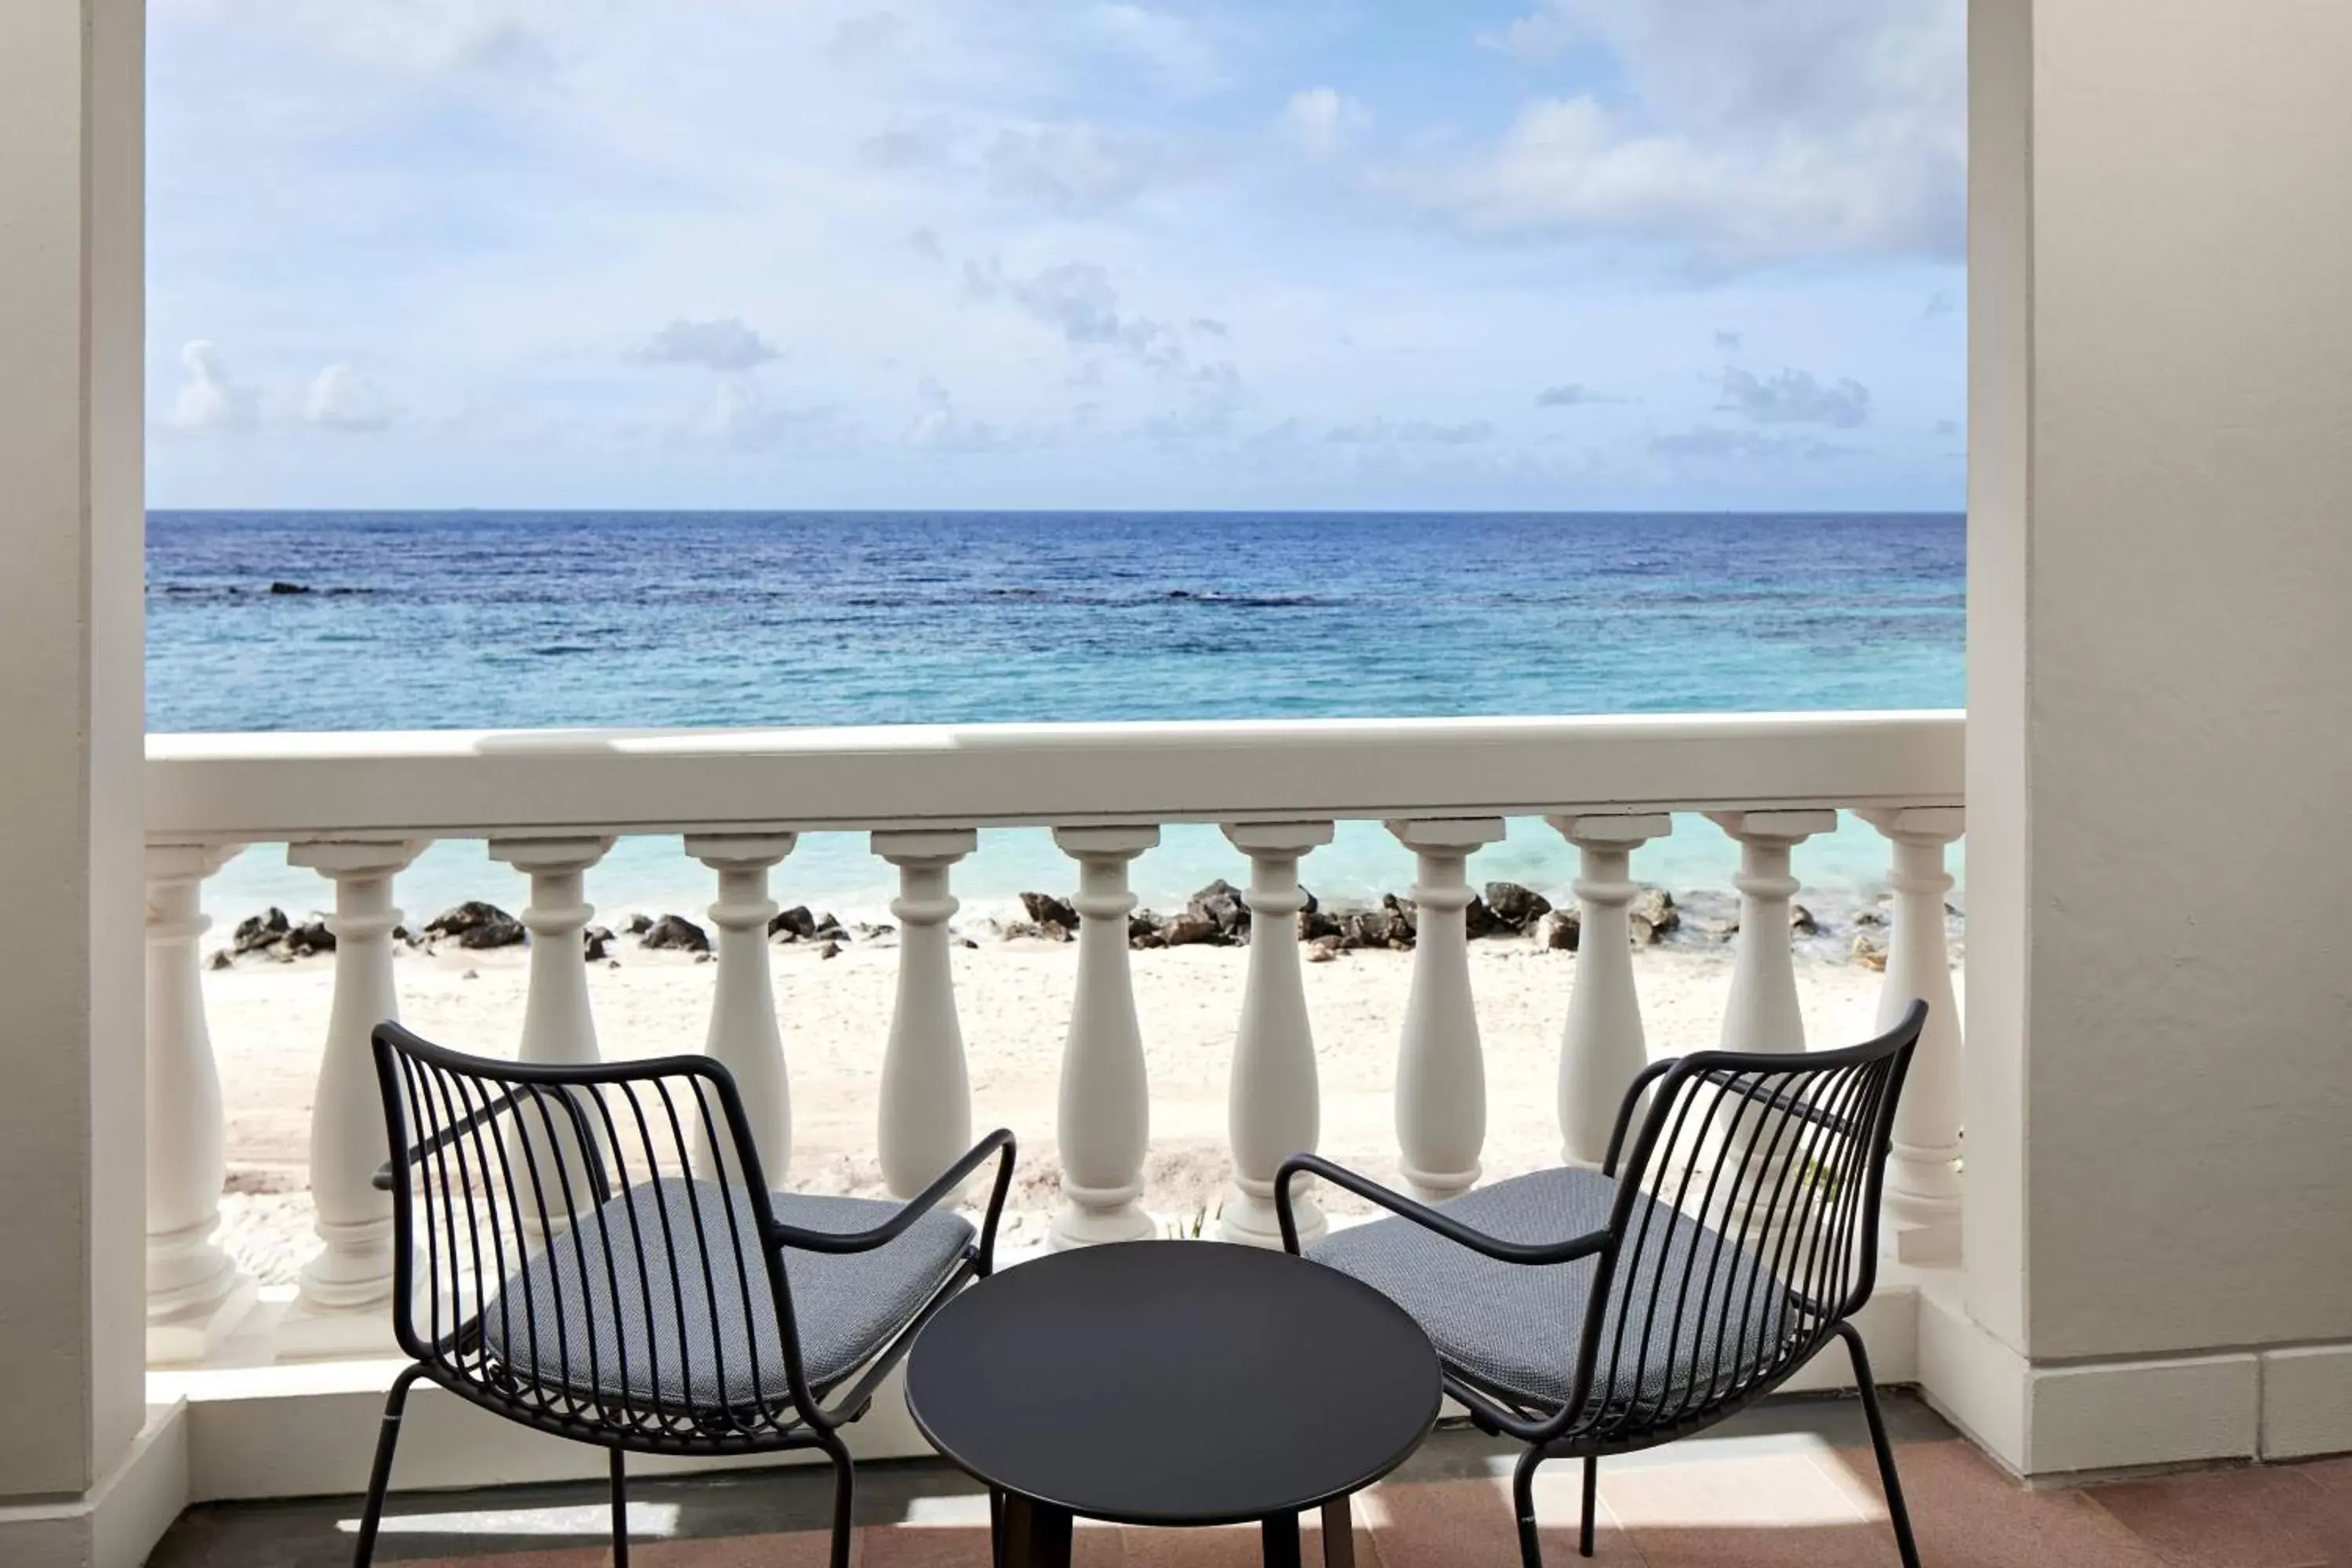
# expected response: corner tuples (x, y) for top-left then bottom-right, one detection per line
(282, 918), (336, 957)
(769, 906), (818, 942)
(626, 913), (655, 937)
(641, 913), (710, 953)
(1020, 892), (1080, 931)
(234, 907), (291, 955)
(1628, 887), (1679, 945)
(426, 901), (516, 941)
(583, 927), (613, 963)
(459, 917), (527, 950)
(1483, 881), (1552, 932)
(1187, 878), (1250, 940)
(1534, 908), (1582, 950)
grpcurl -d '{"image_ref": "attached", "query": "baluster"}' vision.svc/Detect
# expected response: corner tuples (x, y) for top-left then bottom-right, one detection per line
(1049, 826), (1159, 1248)
(1546, 813), (1670, 1168)
(488, 836), (613, 1245)
(1860, 806), (1966, 1264)
(279, 839), (425, 1359)
(1706, 811), (1838, 1051)
(686, 834), (797, 1178)
(1221, 821), (1334, 1247)
(145, 844), (258, 1364)
(1702, 811), (1837, 1240)
(1388, 818), (1505, 1203)
(874, 830), (978, 1200)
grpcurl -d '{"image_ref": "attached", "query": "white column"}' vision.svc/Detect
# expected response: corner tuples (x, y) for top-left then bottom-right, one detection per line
(278, 840), (424, 1359)
(873, 829), (978, 1200)
(686, 834), (797, 1180)
(1706, 811), (1838, 1053)
(1221, 821), (1334, 1247)
(488, 837), (614, 1245)
(144, 844), (257, 1365)
(1388, 818), (1506, 1203)
(0, 0), (147, 1536)
(1546, 814), (1671, 1168)
(1860, 807), (1966, 1265)
(1049, 826), (1159, 1248)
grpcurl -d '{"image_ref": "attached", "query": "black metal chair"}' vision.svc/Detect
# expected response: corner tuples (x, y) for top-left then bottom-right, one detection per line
(355, 1021), (1014, 1568)
(1279, 1000), (1928, 1568)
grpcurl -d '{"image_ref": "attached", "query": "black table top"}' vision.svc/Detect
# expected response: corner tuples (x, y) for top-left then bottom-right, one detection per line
(905, 1240), (1441, 1527)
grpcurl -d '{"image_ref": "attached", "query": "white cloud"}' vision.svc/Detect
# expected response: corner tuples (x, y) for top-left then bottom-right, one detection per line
(699, 376), (836, 451)
(1411, 0), (1963, 266)
(165, 341), (259, 431)
(1281, 88), (1373, 160)
(637, 318), (782, 373)
(982, 122), (1191, 212)
(180, 0), (584, 74)
(1084, 4), (1221, 96)
(1326, 417), (1496, 446)
(1650, 426), (1852, 462)
(1716, 365), (1871, 428)
(303, 365), (395, 431)
(1535, 383), (1618, 408)
(962, 258), (1184, 369)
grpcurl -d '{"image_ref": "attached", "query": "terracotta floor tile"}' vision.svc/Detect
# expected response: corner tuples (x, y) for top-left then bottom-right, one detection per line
(1118, 1520), (1269, 1567)
(2082, 1466), (2336, 1568)
(1599, 1450), (1887, 1567)
(633, 1528), (850, 1566)
(1370, 1475), (1646, 1567)
(397, 1552), (614, 1568)
(858, 1516), (1121, 1566)
(1813, 1439), (2169, 1568)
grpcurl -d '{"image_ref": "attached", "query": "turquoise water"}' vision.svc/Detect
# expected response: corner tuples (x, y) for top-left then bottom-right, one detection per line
(147, 511), (1965, 924)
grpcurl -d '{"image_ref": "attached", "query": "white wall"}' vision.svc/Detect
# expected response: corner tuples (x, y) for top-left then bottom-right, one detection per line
(0, 0), (150, 1517)
(1965, 0), (2352, 1465)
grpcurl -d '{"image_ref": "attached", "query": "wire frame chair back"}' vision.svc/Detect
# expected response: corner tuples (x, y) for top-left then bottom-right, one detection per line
(370, 1022), (828, 1451)
(1559, 1000), (1925, 1445)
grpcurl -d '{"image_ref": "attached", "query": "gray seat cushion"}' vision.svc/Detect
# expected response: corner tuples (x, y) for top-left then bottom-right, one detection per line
(1307, 1167), (1792, 1415)
(479, 1178), (973, 1412)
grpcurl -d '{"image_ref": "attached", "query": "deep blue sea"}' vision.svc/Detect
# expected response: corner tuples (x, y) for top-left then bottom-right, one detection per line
(147, 511), (1965, 925)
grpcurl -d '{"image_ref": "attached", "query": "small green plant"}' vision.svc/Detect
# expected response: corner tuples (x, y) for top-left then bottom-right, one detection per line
(1164, 1200), (1221, 1240)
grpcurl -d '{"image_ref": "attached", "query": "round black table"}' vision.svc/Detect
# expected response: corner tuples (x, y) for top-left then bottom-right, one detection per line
(906, 1240), (1440, 1568)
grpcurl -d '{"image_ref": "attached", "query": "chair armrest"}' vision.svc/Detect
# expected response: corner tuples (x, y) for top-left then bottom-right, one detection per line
(1273, 1153), (1609, 1267)
(371, 1083), (611, 1201)
(766, 1129), (1017, 1263)
(1602, 1056), (1685, 1176)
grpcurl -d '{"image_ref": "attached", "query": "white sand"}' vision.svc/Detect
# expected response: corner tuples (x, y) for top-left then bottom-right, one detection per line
(205, 937), (1907, 1281)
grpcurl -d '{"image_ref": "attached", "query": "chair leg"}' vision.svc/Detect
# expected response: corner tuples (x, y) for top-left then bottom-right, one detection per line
(822, 1434), (857, 1568)
(1512, 1448), (1546, 1568)
(1580, 1455), (1598, 1559)
(609, 1449), (630, 1568)
(352, 1364), (426, 1568)
(1836, 1321), (1922, 1568)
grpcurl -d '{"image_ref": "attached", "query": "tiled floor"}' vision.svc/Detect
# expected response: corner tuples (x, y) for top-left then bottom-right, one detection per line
(151, 1393), (2352, 1566)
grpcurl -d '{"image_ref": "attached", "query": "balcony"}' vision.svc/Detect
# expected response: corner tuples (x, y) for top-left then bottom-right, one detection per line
(139, 710), (1965, 1501)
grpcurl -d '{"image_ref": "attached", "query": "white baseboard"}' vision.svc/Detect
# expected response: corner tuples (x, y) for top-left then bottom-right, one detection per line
(2259, 1344), (2352, 1460)
(0, 1403), (191, 1568)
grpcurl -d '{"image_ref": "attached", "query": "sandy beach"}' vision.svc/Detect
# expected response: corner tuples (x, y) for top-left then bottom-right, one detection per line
(205, 927), (1936, 1281)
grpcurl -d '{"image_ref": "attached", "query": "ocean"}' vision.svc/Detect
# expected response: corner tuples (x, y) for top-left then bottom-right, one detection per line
(147, 510), (1966, 927)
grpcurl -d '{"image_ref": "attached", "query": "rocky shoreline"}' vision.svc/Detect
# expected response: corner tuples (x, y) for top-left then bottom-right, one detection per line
(216, 878), (1955, 975)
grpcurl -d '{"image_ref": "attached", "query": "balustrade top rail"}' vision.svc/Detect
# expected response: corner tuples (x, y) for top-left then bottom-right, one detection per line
(145, 710), (1964, 843)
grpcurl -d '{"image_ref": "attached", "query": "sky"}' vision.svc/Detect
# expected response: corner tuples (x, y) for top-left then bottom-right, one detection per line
(146, 0), (1966, 513)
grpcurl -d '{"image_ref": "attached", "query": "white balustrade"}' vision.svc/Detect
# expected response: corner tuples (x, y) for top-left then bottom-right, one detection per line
(1388, 818), (1505, 1203)
(686, 833), (797, 1178)
(150, 714), (1970, 1370)
(278, 839), (424, 1359)
(1221, 821), (1334, 1247)
(1860, 806), (1967, 1264)
(144, 844), (257, 1364)
(873, 829), (978, 1200)
(1547, 814), (1670, 1168)
(1049, 826), (1159, 1247)
(488, 836), (613, 1243)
